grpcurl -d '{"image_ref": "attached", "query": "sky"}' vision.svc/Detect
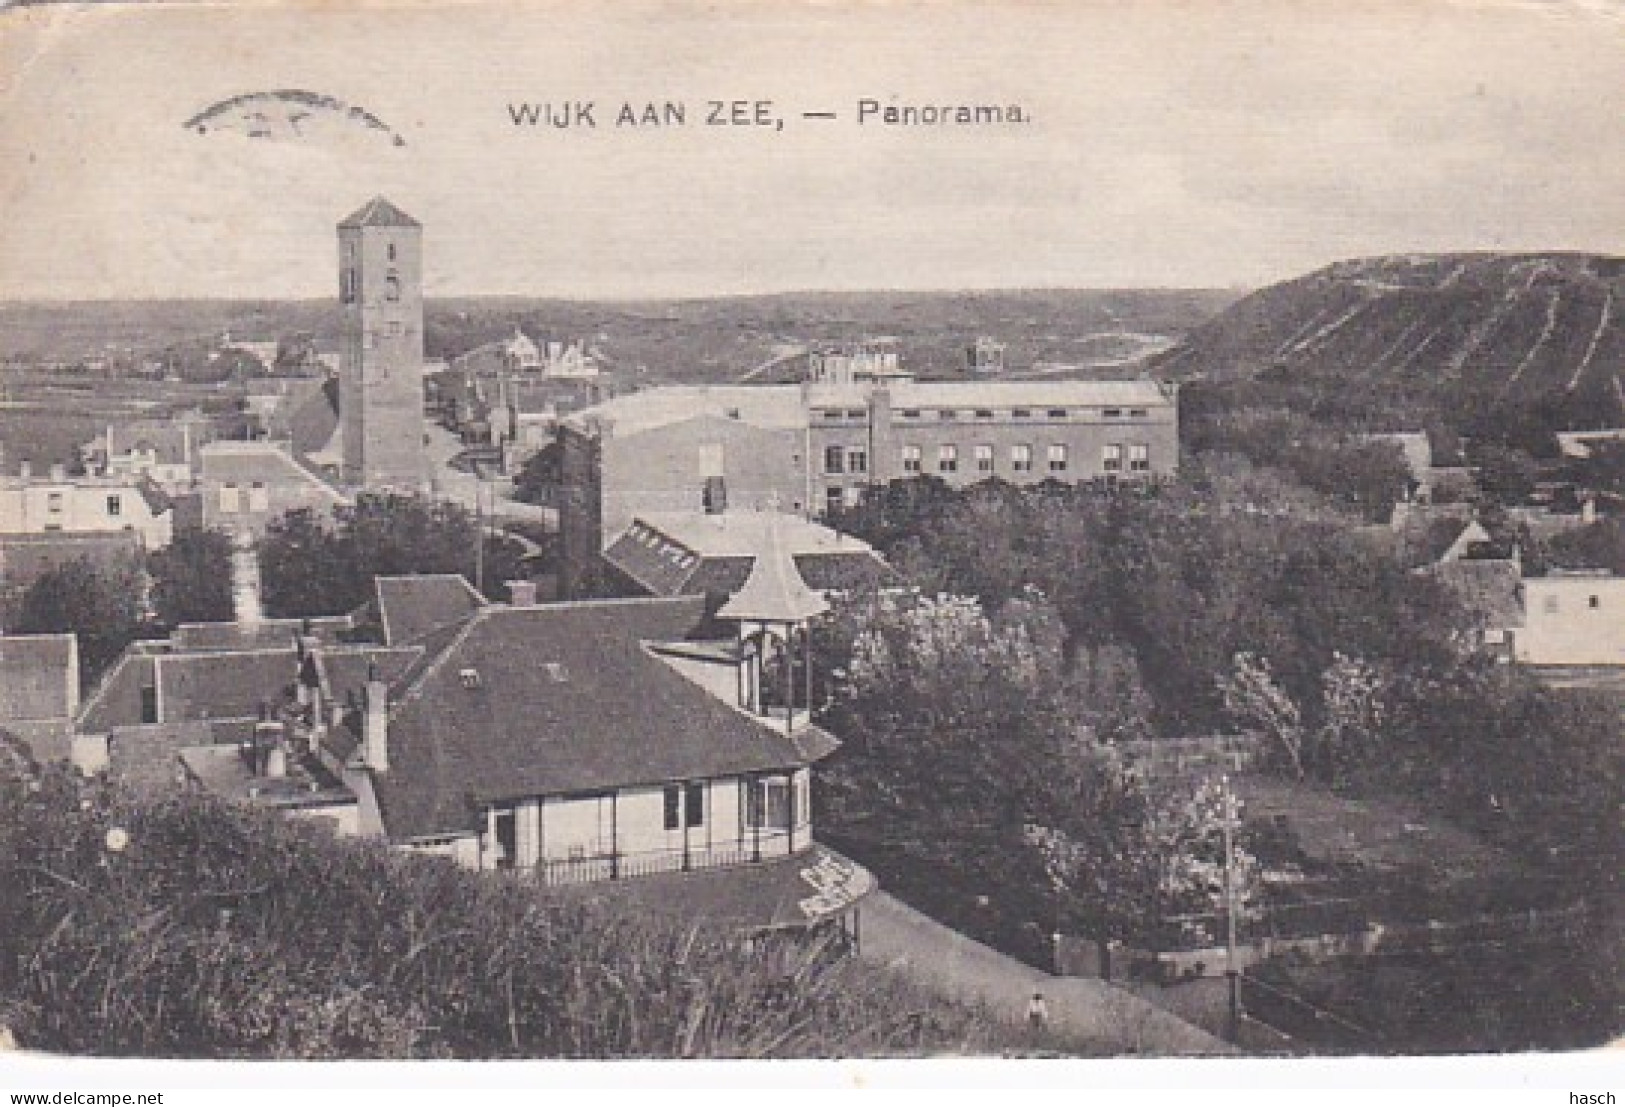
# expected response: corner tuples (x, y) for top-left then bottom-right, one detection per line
(0, 0), (1622, 299)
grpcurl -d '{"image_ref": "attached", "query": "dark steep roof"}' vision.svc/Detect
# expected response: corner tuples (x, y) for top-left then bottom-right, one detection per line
(0, 634), (76, 723)
(157, 650), (299, 723)
(338, 196), (420, 229)
(172, 616), (353, 652)
(0, 532), (142, 603)
(375, 575), (487, 646)
(280, 377), (341, 456)
(1423, 559), (1525, 631)
(80, 632), (411, 738)
(371, 597), (839, 842)
(605, 522), (893, 601)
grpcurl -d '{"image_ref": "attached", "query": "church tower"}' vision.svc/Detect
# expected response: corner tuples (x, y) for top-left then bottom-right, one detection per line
(337, 196), (426, 491)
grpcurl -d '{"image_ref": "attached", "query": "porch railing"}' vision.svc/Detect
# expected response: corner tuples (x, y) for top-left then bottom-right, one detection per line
(534, 830), (804, 887)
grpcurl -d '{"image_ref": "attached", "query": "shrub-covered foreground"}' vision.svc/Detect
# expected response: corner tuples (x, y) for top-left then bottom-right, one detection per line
(0, 761), (1052, 1059)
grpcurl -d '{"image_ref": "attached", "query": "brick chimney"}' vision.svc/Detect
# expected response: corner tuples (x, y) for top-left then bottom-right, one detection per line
(506, 579), (538, 607)
(868, 386), (895, 486)
(362, 673), (389, 773)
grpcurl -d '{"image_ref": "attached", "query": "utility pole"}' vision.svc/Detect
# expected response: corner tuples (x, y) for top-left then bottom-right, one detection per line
(473, 462), (486, 596)
(1221, 773), (1241, 1045)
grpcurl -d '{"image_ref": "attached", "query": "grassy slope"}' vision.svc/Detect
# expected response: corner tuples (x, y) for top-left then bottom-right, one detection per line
(0, 760), (1105, 1060)
(1154, 253), (1625, 423)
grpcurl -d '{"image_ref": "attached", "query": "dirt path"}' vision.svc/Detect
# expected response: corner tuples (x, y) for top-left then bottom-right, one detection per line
(857, 891), (1231, 1056)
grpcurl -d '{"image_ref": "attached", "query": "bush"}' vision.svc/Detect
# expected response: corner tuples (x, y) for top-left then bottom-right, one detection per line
(0, 765), (1040, 1059)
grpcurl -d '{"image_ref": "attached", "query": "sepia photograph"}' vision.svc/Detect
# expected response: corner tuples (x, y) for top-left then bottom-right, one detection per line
(0, 0), (1620, 1096)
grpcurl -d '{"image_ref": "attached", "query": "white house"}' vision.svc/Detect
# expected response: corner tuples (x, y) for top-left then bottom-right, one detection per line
(1515, 572), (1625, 667)
(121, 570), (874, 937)
(0, 462), (173, 548)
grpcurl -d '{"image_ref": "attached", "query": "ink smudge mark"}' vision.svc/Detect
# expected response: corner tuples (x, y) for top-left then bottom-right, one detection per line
(185, 90), (407, 147)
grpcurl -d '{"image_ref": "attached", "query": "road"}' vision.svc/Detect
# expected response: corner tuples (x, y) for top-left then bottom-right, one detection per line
(856, 890), (1231, 1055)
(423, 421), (555, 529)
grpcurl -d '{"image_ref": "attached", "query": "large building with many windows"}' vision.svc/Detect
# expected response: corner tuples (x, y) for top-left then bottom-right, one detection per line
(557, 375), (1177, 595)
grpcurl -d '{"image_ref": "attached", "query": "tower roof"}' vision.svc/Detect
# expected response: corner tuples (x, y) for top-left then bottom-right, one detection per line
(338, 196), (421, 230)
(716, 514), (830, 624)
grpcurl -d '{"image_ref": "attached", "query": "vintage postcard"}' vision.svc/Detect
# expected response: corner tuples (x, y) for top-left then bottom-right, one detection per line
(0, 0), (1620, 1098)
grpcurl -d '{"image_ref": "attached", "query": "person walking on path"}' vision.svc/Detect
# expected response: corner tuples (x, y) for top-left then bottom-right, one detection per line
(1026, 991), (1049, 1038)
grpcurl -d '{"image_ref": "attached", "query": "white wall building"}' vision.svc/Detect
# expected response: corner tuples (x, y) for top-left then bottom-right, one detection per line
(0, 464), (173, 548)
(1515, 572), (1625, 666)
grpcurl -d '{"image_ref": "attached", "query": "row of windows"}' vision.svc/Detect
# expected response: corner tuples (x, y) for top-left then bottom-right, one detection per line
(339, 270), (404, 306)
(815, 406), (1154, 423)
(1539, 594), (1605, 614)
(217, 482), (271, 514)
(40, 492), (122, 516)
(823, 445), (869, 474)
(488, 780), (791, 862)
(891, 442), (1152, 475)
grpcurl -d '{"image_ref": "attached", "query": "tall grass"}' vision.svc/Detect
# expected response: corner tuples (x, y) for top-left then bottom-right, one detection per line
(0, 762), (1045, 1059)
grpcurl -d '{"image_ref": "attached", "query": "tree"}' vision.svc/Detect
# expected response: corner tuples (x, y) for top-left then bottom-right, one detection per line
(1068, 644), (1156, 747)
(1188, 407), (1412, 522)
(1218, 652), (1306, 779)
(147, 526), (235, 628)
(1469, 442), (1542, 506)
(1313, 652), (1394, 789)
(1543, 518), (1625, 573)
(1028, 772), (1266, 949)
(259, 508), (358, 618)
(13, 557), (149, 686)
(1571, 439), (1625, 496)
(259, 494), (530, 618)
(819, 590), (1082, 866)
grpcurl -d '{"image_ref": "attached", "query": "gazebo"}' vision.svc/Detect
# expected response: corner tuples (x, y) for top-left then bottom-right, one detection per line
(717, 515), (829, 732)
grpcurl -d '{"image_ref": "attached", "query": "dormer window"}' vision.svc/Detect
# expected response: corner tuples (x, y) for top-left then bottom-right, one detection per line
(458, 667), (482, 689)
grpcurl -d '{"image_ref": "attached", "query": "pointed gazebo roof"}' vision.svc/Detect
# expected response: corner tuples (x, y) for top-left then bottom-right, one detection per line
(338, 196), (421, 230)
(716, 514), (830, 624)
